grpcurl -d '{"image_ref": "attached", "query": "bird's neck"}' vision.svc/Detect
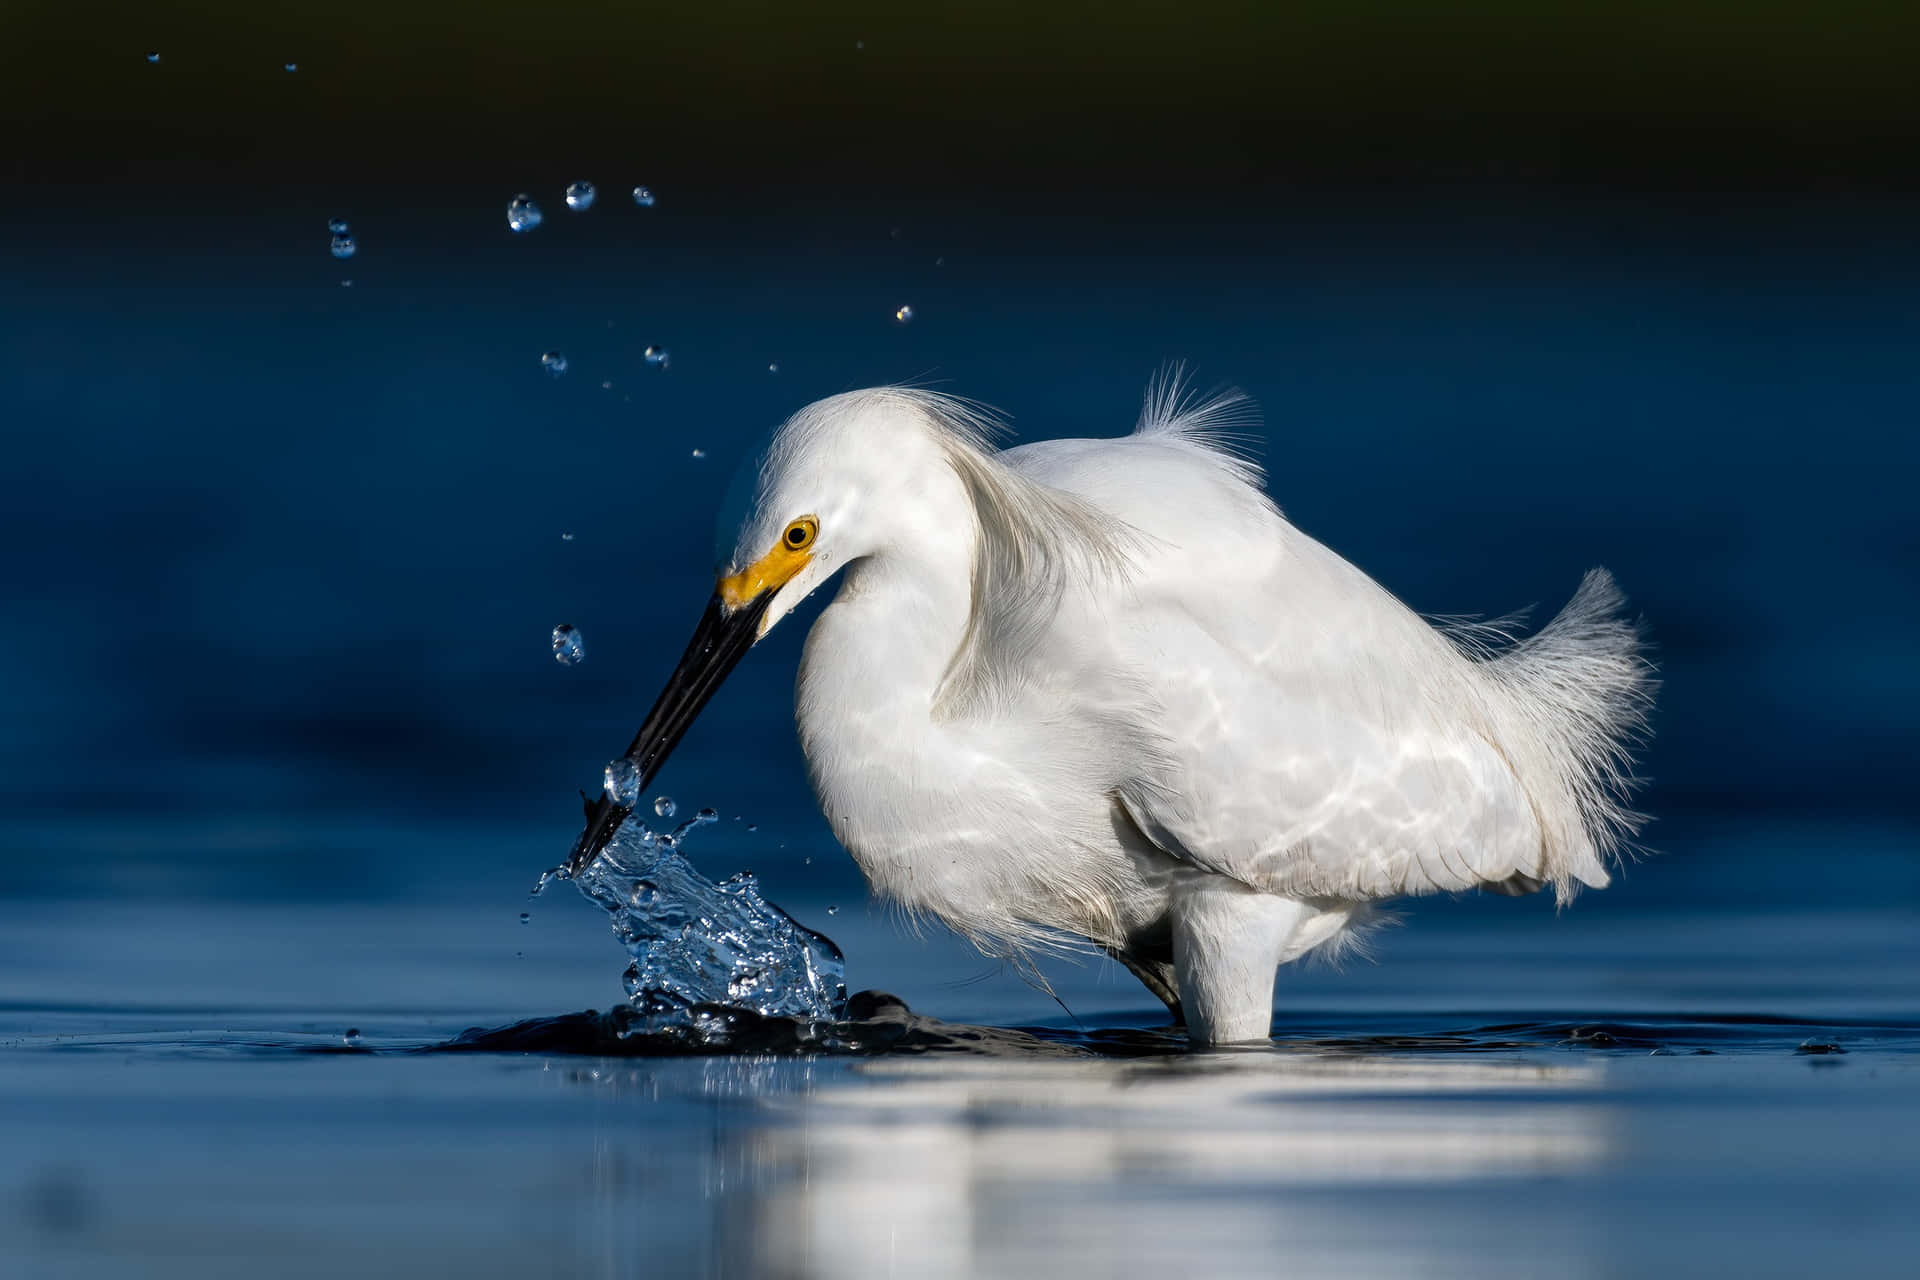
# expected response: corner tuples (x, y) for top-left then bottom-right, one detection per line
(803, 479), (979, 714)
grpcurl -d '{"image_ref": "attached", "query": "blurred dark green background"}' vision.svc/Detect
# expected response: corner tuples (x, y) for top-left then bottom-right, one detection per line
(8, 2), (1920, 196)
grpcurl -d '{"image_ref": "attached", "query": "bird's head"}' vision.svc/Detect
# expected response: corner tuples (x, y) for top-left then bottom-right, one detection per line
(563, 389), (967, 872)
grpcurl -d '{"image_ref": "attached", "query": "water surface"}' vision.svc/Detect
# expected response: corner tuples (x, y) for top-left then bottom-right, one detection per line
(5, 820), (1916, 1279)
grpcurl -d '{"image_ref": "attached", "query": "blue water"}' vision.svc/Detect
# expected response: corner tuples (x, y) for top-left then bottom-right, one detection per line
(3, 195), (1918, 1275)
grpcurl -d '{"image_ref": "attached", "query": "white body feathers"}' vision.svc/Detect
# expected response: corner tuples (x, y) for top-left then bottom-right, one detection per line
(732, 380), (1653, 1042)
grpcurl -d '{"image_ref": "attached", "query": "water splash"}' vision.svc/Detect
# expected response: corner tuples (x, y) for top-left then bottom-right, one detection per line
(603, 758), (641, 804)
(537, 810), (848, 1037)
(507, 195), (543, 233)
(551, 623), (585, 665)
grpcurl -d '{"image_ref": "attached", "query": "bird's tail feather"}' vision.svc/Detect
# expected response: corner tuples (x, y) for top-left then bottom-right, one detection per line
(1470, 569), (1657, 901)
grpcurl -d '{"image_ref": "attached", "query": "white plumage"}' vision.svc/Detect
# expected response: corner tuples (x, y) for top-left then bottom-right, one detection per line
(706, 375), (1654, 1043)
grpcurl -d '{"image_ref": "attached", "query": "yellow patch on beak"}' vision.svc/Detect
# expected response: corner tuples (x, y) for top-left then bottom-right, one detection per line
(718, 537), (812, 612)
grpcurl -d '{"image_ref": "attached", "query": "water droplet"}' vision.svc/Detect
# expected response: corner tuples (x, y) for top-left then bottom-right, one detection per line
(894, 304), (914, 324)
(565, 181), (597, 211)
(653, 795), (676, 819)
(507, 194), (543, 233)
(628, 880), (659, 908)
(604, 758), (641, 805)
(802, 856), (810, 865)
(560, 531), (575, 542)
(283, 62), (298, 73)
(339, 280), (353, 288)
(145, 51), (160, 64)
(690, 448), (705, 459)
(746, 824), (758, 832)
(329, 234), (356, 259)
(540, 350), (567, 377)
(768, 363), (779, 373)
(551, 623), (585, 665)
(935, 256), (945, 266)
(343, 1027), (361, 1045)
(644, 345), (670, 369)
(695, 807), (718, 822)
(327, 217), (349, 235)
(600, 379), (613, 390)
(826, 905), (838, 915)
(631, 185), (656, 207)
(518, 911), (530, 924)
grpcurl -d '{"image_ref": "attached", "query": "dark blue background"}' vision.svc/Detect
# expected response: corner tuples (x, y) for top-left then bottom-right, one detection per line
(2, 11), (1917, 911)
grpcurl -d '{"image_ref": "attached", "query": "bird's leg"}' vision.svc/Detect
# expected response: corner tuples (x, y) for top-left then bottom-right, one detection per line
(1100, 944), (1184, 1026)
(1170, 881), (1313, 1046)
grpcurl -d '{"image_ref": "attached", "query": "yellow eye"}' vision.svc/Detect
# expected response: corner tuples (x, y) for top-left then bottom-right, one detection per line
(782, 518), (817, 551)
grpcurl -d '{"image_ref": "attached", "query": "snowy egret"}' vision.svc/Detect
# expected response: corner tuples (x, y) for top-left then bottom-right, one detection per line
(567, 376), (1654, 1044)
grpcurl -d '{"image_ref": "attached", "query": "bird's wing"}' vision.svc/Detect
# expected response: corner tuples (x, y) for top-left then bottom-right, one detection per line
(1003, 431), (1558, 903)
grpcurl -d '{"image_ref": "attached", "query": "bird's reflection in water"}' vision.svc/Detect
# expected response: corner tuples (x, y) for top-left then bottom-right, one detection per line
(546, 1026), (1614, 1280)
(728, 1052), (1611, 1278)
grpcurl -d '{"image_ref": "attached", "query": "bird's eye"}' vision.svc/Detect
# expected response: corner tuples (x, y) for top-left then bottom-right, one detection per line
(783, 519), (816, 550)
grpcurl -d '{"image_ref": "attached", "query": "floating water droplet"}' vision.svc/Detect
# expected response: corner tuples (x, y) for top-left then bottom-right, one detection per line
(283, 62), (298, 73)
(690, 448), (705, 459)
(328, 217), (349, 235)
(339, 280), (353, 288)
(560, 531), (575, 541)
(653, 796), (676, 819)
(551, 623), (585, 665)
(826, 905), (838, 915)
(935, 256), (945, 266)
(696, 807), (718, 822)
(746, 824), (758, 832)
(894, 304), (914, 324)
(540, 350), (567, 377)
(631, 185), (655, 207)
(644, 345), (670, 369)
(507, 194), (543, 233)
(803, 857), (811, 865)
(329, 234), (357, 259)
(565, 181), (597, 211)
(600, 379), (613, 390)
(145, 51), (160, 64)
(768, 363), (779, 373)
(519, 911), (530, 924)
(604, 758), (641, 805)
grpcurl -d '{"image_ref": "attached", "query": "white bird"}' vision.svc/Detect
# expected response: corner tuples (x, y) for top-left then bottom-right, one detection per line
(568, 375), (1654, 1044)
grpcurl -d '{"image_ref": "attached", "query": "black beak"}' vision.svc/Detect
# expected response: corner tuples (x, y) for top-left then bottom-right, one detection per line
(563, 590), (774, 875)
